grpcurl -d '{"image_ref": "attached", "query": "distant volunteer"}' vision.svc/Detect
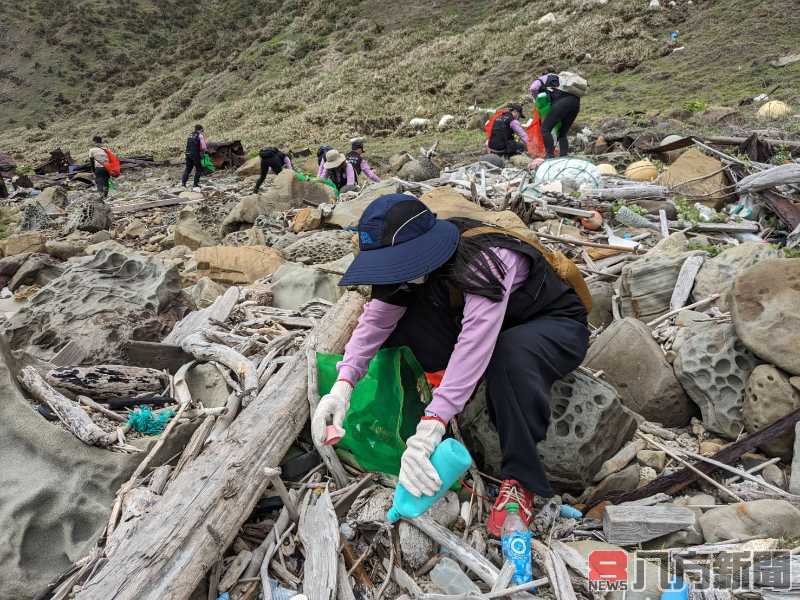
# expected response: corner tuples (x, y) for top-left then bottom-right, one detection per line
(181, 124), (209, 190)
(253, 147), (293, 194)
(319, 149), (357, 192)
(487, 103), (528, 158)
(311, 194), (590, 536)
(346, 140), (381, 183)
(530, 72), (581, 158)
(88, 135), (111, 198)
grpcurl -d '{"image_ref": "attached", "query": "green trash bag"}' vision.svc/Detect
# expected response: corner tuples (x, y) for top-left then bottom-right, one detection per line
(294, 171), (338, 198)
(201, 153), (216, 173)
(317, 347), (431, 475)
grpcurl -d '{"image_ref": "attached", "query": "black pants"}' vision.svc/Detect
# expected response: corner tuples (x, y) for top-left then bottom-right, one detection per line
(253, 154), (284, 193)
(542, 95), (580, 158)
(484, 316), (588, 497)
(0, 175), (7, 199)
(489, 140), (526, 158)
(182, 154), (203, 187)
(94, 167), (109, 198)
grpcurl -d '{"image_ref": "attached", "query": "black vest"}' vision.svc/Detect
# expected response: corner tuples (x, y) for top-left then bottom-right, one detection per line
(488, 113), (516, 154)
(377, 229), (587, 372)
(327, 163), (349, 190)
(346, 151), (363, 176)
(185, 132), (202, 156)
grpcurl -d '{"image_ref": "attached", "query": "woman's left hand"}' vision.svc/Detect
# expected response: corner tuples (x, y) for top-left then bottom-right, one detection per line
(398, 418), (446, 497)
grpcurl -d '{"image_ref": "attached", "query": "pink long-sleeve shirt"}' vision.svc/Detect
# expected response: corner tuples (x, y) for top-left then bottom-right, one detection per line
(510, 120), (529, 144)
(198, 132), (208, 152)
(337, 248), (530, 422)
(529, 74), (550, 97)
(318, 158), (380, 183)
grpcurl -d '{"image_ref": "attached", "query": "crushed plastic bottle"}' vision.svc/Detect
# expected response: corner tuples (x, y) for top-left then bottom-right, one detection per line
(501, 503), (533, 585)
(430, 556), (481, 595)
(386, 438), (472, 523)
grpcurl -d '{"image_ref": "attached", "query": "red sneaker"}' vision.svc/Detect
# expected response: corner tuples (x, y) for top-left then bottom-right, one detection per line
(487, 479), (535, 538)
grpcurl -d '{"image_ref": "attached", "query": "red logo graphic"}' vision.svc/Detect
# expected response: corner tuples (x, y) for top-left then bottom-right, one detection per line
(589, 550), (629, 591)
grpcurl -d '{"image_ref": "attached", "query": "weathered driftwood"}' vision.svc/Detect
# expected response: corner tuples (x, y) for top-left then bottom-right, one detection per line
(418, 578), (549, 600)
(737, 163), (800, 192)
(532, 540), (577, 600)
(219, 549), (252, 593)
(77, 394), (126, 422)
(582, 185), (669, 201)
(602, 505), (696, 545)
(46, 365), (168, 399)
(606, 407), (800, 505)
(670, 254), (704, 311)
(20, 367), (116, 447)
(593, 439), (646, 482)
(181, 332), (258, 406)
(76, 292), (365, 600)
(207, 391), (239, 442)
(149, 465), (172, 495)
(299, 490), (339, 600)
(165, 286), (240, 346)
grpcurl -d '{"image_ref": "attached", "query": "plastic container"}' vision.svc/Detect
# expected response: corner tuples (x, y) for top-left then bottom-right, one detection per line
(430, 556), (481, 595)
(559, 504), (583, 519)
(501, 503), (533, 585)
(386, 438), (472, 523)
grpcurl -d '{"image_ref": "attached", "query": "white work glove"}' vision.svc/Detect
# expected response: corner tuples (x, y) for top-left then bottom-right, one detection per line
(311, 380), (353, 446)
(399, 418), (446, 498)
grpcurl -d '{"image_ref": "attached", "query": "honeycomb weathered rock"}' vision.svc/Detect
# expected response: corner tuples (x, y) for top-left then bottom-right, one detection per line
(743, 365), (800, 458)
(281, 230), (353, 265)
(18, 201), (49, 231)
(66, 198), (112, 233)
(673, 320), (760, 439)
(461, 371), (636, 491)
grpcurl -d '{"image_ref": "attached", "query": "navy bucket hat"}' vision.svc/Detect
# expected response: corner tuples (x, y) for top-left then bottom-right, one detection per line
(339, 194), (459, 286)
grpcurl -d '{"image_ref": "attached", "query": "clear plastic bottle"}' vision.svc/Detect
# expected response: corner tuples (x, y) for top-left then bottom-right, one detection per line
(501, 503), (533, 586)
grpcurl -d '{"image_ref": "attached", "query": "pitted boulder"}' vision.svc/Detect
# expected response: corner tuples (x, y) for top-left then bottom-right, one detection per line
(731, 258), (800, 376)
(743, 365), (800, 458)
(461, 372), (636, 490)
(584, 317), (695, 426)
(18, 201), (49, 231)
(5, 250), (183, 364)
(692, 242), (781, 309)
(281, 230), (354, 265)
(66, 198), (112, 233)
(673, 320), (760, 439)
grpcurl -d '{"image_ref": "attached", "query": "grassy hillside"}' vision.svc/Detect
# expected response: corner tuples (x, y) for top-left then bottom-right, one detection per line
(0, 0), (798, 165)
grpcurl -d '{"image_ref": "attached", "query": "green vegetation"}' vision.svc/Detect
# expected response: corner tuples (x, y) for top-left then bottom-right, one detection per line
(688, 240), (728, 257)
(0, 0), (798, 164)
(612, 201), (648, 216)
(683, 100), (708, 114)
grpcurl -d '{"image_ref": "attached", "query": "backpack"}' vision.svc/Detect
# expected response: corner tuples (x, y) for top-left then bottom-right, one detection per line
(103, 148), (121, 177)
(483, 108), (510, 140)
(317, 145), (333, 166)
(557, 71), (588, 97)
(259, 147), (280, 159)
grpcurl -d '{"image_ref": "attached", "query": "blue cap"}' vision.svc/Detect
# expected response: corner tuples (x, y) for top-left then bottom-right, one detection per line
(339, 194), (459, 286)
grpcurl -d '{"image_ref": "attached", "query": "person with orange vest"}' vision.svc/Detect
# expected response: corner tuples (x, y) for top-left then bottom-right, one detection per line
(487, 103), (528, 158)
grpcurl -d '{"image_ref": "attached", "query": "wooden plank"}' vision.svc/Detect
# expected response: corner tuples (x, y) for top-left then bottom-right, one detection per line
(125, 341), (193, 374)
(75, 292), (365, 600)
(298, 491), (339, 600)
(163, 286), (240, 346)
(602, 505), (696, 545)
(669, 254), (705, 311)
(111, 196), (192, 215)
(658, 209), (669, 239)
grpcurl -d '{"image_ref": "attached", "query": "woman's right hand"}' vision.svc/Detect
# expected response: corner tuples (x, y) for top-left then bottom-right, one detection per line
(311, 380), (353, 446)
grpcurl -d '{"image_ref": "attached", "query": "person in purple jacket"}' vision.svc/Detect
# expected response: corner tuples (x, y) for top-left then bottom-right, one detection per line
(346, 140), (381, 184)
(319, 148), (358, 192)
(487, 103), (528, 157)
(311, 194), (589, 537)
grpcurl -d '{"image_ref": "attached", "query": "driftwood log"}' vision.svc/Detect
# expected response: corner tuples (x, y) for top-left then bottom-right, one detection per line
(298, 490), (339, 600)
(181, 332), (258, 406)
(20, 366), (116, 447)
(46, 365), (168, 400)
(76, 292), (365, 600)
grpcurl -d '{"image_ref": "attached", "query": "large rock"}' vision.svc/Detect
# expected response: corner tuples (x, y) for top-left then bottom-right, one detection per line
(271, 264), (344, 310)
(193, 245), (284, 285)
(1, 232), (45, 257)
(693, 243), (781, 308)
(271, 169), (336, 207)
(185, 362), (231, 408)
(657, 148), (729, 209)
(326, 180), (401, 229)
(45, 239), (84, 260)
(584, 318), (695, 426)
(398, 157), (439, 182)
(8, 253), (64, 291)
(189, 276), (226, 309)
(619, 252), (701, 322)
(461, 372), (636, 490)
(67, 198), (112, 233)
(731, 258), (800, 375)
(37, 186), (67, 211)
(0, 341), (192, 600)
(173, 209), (216, 250)
(587, 280), (614, 328)
(5, 250), (183, 364)
(673, 320), (760, 439)
(743, 365), (800, 458)
(699, 500), (800, 543)
(281, 230), (354, 265)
